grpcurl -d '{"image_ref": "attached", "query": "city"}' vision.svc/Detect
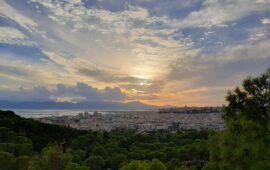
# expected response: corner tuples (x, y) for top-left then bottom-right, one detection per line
(37, 107), (225, 132)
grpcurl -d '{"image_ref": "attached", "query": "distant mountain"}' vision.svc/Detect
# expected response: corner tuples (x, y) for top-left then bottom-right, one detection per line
(0, 100), (159, 110)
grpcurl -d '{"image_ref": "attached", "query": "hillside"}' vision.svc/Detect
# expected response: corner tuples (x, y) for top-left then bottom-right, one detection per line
(0, 110), (210, 170)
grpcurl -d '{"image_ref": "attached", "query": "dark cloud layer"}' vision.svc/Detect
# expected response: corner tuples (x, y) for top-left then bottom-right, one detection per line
(78, 67), (145, 83)
(0, 82), (127, 102)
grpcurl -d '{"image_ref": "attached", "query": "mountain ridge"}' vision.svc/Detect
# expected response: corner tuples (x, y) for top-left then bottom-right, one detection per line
(0, 100), (160, 110)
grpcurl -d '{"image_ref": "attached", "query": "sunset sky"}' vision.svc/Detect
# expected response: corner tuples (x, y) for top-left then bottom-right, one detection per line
(0, 0), (270, 107)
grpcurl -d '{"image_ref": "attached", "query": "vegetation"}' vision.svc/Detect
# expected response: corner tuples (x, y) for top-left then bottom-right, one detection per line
(206, 69), (270, 170)
(0, 111), (86, 151)
(0, 69), (269, 170)
(0, 110), (208, 170)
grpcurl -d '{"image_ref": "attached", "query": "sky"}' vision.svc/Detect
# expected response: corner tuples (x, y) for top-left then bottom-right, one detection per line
(0, 0), (270, 107)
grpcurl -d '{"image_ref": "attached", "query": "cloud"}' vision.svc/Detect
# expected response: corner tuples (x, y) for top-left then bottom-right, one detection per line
(0, 82), (127, 102)
(0, 27), (34, 46)
(120, 80), (165, 94)
(220, 39), (270, 61)
(77, 67), (145, 83)
(42, 50), (166, 99)
(29, 0), (194, 76)
(103, 86), (127, 101)
(0, 59), (79, 88)
(248, 27), (269, 41)
(0, 64), (31, 78)
(179, 0), (270, 28)
(167, 38), (270, 88)
(163, 35), (270, 105)
(261, 18), (270, 24)
(77, 67), (164, 100)
(0, 86), (51, 102)
(1, 0), (270, 106)
(0, 0), (37, 33)
(52, 82), (128, 102)
(0, 64), (41, 85)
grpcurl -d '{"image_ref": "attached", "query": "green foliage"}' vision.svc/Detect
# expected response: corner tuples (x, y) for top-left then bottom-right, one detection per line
(70, 149), (87, 164)
(41, 144), (72, 170)
(71, 134), (96, 150)
(91, 145), (107, 158)
(0, 110), (87, 151)
(224, 69), (270, 126)
(0, 110), (210, 170)
(0, 143), (33, 157)
(202, 162), (219, 170)
(0, 151), (15, 170)
(28, 156), (43, 170)
(207, 69), (270, 170)
(107, 154), (127, 170)
(85, 156), (105, 170)
(0, 127), (33, 156)
(175, 167), (194, 170)
(66, 163), (89, 170)
(120, 159), (167, 170)
(119, 160), (148, 170)
(15, 156), (31, 170)
(148, 159), (167, 170)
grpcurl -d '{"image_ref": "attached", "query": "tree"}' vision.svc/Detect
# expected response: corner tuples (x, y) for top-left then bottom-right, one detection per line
(71, 134), (96, 150)
(66, 163), (88, 170)
(41, 144), (72, 170)
(107, 154), (127, 170)
(71, 149), (87, 164)
(224, 69), (270, 127)
(15, 155), (31, 170)
(147, 159), (166, 170)
(92, 145), (107, 158)
(85, 156), (105, 170)
(0, 127), (33, 156)
(0, 151), (15, 170)
(202, 162), (219, 170)
(28, 155), (43, 170)
(207, 69), (270, 170)
(120, 159), (167, 170)
(119, 160), (148, 170)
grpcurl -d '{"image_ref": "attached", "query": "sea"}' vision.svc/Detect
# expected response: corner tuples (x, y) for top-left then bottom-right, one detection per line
(9, 109), (109, 118)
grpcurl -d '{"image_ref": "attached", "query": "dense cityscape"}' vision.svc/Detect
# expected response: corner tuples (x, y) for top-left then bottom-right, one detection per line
(37, 107), (225, 132)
